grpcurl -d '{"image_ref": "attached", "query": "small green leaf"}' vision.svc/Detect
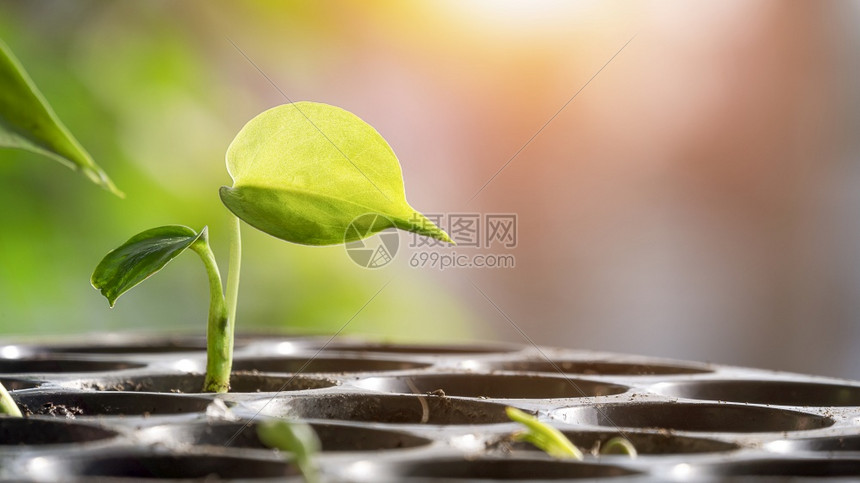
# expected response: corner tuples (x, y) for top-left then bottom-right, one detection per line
(220, 102), (451, 246)
(258, 419), (321, 483)
(506, 407), (583, 460)
(0, 38), (122, 197)
(91, 225), (204, 307)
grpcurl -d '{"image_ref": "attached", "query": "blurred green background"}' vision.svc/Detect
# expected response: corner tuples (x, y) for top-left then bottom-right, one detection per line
(0, 1), (477, 342)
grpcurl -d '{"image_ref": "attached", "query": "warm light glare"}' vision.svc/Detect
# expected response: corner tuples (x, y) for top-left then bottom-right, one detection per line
(174, 358), (198, 373)
(275, 341), (299, 354)
(458, 360), (483, 371)
(765, 440), (792, 453)
(444, 0), (600, 30)
(671, 463), (693, 479)
(451, 433), (485, 453)
(0, 346), (21, 359)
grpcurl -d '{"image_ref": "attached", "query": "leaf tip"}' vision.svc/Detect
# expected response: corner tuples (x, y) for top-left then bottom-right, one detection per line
(429, 225), (454, 245)
(98, 172), (124, 199)
(88, 168), (124, 198)
(93, 282), (118, 308)
(109, 185), (126, 199)
(94, 284), (118, 308)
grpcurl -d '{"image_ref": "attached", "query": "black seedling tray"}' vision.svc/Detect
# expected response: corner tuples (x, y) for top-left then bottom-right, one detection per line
(2, 333), (860, 481)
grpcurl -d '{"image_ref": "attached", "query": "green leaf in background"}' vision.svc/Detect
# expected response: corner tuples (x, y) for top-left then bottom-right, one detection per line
(220, 102), (452, 245)
(91, 225), (204, 307)
(0, 38), (122, 197)
(257, 419), (321, 483)
(506, 407), (584, 460)
(0, 383), (22, 417)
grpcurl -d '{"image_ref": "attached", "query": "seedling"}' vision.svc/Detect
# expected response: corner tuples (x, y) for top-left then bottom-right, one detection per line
(91, 102), (452, 392)
(599, 436), (638, 458)
(506, 407), (583, 460)
(0, 384), (21, 418)
(257, 419), (322, 483)
(0, 38), (121, 416)
(506, 407), (638, 459)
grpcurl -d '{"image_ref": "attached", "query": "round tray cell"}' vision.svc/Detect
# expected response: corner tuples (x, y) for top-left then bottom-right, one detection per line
(253, 394), (512, 425)
(76, 373), (336, 393)
(0, 418), (117, 446)
(471, 359), (711, 376)
(231, 356), (431, 374)
(766, 434), (860, 453)
(40, 336), (267, 355)
(138, 421), (432, 451)
(0, 358), (144, 373)
(45, 343), (206, 355)
(352, 374), (628, 399)
(42, 340), (206, 354)
(0, 377), (41, 390)
(36, 335), (258, 355)
(558, 402), (833, 433)
(340, 458), (640, 481)
(507, 430), (738, 455)
(652, 379), (860, 407)
(319, 342), (522, 355)
(667, 459), (860, 479)
(13, 392), (221, 416)
(312, 423), (431, 451)
(23, 453), (298, 481)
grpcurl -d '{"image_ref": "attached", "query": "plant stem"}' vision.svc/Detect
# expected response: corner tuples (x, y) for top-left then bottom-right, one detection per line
(192, 231), (230, 393)
(225, 215), (241, 346)
(0, 382), (22, 417)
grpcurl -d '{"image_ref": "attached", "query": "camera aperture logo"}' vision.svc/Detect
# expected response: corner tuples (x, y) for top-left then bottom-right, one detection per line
(344, 214), (399, 269)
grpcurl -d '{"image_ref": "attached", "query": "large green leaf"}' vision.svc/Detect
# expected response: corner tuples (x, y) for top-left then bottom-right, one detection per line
(220, 102), (452, 245)
(0, 39), (122, 196)
(91, 225), (204, 307)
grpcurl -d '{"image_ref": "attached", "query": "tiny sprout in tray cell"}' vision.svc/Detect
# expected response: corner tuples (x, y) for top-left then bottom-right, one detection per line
(258, 419), (321, 483)
(505, 407), (637, 459)
(506, 407), (583, 460)
(92, 102), (452, 393)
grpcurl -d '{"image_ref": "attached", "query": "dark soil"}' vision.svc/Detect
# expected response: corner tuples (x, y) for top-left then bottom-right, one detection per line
(21, 402), (84, 418)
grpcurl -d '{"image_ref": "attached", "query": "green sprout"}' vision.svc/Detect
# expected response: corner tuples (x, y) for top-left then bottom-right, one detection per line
(506, 407), (583, 460)
(505, 407), (637, 459)
(91, 102), (452, 392)
(257, 420), (322, 483)
(600, 436), (638, 458)
(0, 384), (22, 418)
(0, 38), (121, 416)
